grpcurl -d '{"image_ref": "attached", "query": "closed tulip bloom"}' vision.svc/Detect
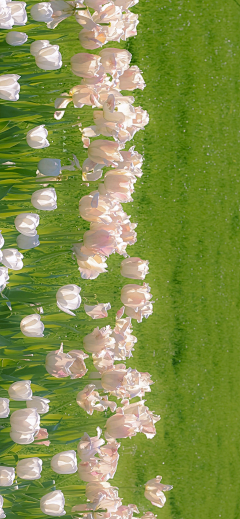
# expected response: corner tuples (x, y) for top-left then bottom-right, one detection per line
(106, 410), (140, 439)
(71, 53), (103, 78)
(144, 476), (173, 508)
(0, 398), (10, 418)
(118, 65), (145, 91)
(15, 213), (39, 236)
(6, 31), (28, 46)
(0, 267), (9, 291)
(27, 396), (50, 414)
(40, 490), (65, 516)
(103, 172), (136, 202)
(79, 25), (106, 50)
(37, 158), (61, 176)
(10, 1), (27, 25)
(84, 302), (111, 319)
(51, 450), (77, 474)
(56, 284), (81, 316)
(88, 140), (123, 166)
(0, 467), (15, 487)
(20, 314), (44, 337)
(0, 74), (20, 101)
(1, 249), (23, 270)
(83, 229), (117, 257)
(10, 408), (40, 434)
(8, 380), (32, 401)
(30, 2), (53, 22)
(121, 283), (152, 308)
(99, 48), (131, 76)
(0, 6), (14, 30)
(68, 350), (88, 379)
(120, 258), (149, 280)
(83, 325), (114, 354)
(16, 458), (42, 480)
(0, 495), (5, 519)
(35, 45), (62, 71)
(26, 125), (49, 149)
(45, 344), (74, 378)
(30, 39), (50, 57)
(17, 234), (40, 250)
(31, 188), (57, 211)
(10, 430), (35, 444)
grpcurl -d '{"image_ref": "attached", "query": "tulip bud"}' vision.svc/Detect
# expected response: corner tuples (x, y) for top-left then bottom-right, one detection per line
(30, 40), (50, 57)
(20, 314), (44, 337)
(16, 234), (40, 250)
(0, 494), (5, 518)
(8, 380), (32, 401)
(0, 398), (10, 418)
(1, 249), (23, 270)
(40, 490), (66, 516)
(10, 430), (35, 445)
(6, 31), (28, 46)
(27, 396), (50, 414)
(120, 258), (149, 280)
(16, 458), (42, 480)
(31, 188), (57, 211)
(56, 284), (81, 316)
(10, 1), (27, 25)
(26, 125), (49, 149)
(0, 74), (21, 102)
(30, 2), (53, 22)
(35, 45), (62, 71)
(10, 408), (40, 434)
(15, 213), (39, 236)
(0, 268), (9, 291)
(0, 467), (15, 487)
(51, 450), (77, 474)
(37, 158), (61, 176)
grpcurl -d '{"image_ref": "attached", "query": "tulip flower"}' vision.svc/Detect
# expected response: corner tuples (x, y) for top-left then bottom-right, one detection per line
(26, 125), (49, 149)
(1, 249), (23, 270)
(78, 458), (111, 483)
(0, 495), (5, 519)
(20, 314), (44, 337)
(0, 232), (4, 249)
(84, 302), (111, 319)
(16, 234), (40, 250)
(31, 188), (57, 211)
(144, 476), (173, 508)
(35, 44), (62, 71)
(71, 53), (103, 78)
(37, 158), (61, 176)
(27, 396), (50, 414)
(10, 430), (35, 444)
(77, 429), (104, 461)
(0, 467), (15, 487)
(10, 1), (27, 25)
(73, 243), (108, 280)
(76, 384), (116, 415)
(88, 140), (123, 166)
(10, 408), (40, 433)
(120, 257), (149, 280)
(45, 344), (74, 378)
(121, 283), (153, 322)
(8, 380), (32, 401)
(51, 450), (77, 474)
(79, 192), (115, 223)
(123, 400), (160, 439)
(30, 40), (50, 56)
(56, 284), (81, 316)
(15, 213), (39, 236)
(106, 408), (140, 439)
(83, 325), (114, 354)
(40, 490), (66, 517)
(67, 350), (88, 379)
(6, 31), (28, 46)
(0, 74), (20, 101)
(0, 6), (14, 29)
(0, 268), (9, 291)
(103, 171), (136, 202)
(0, 398), (10, 418)
(118, 65), (145, 91)
(34, 428), (50, 446)
(16, 458), (42, 480)
(30, 2), (53, 22)
(47, 0), (75, 29)
(99, 48), (131, 76)
(79, 25), (106, 50)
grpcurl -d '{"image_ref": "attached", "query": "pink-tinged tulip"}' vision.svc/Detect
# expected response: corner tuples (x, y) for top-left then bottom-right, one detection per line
(103, 171), (136, 202)
(102, 365), (153, 399)
(83, 229), (117, 256)
(56, 284), (81, 316)
(121, 11), (138, 40)
(0, 467), (15, 487)
(115, 0), (138, 9)
(123, 400), (160, 439)
(118, 65), (145, 91)
(88, 140), (123, 166)
(79, 25), (106, 49)
(67, 350), (88, 378)
(83, 325), (114, 354)
(40, 490), (65, 517)
(144, 476), (173, 508)
(8, 380), (32, 401)
(35, 428), (50, 446)
(84, 302), (111, 319)
(78, 457), (112, 483)
(45, 344), (74, 378)
(105, 408), (140, 439)
(85, 481), (120, 505)
(120, 257), (149, 280)
(71, 85), (100, 109)
(73, 243), (108, 280)
(76, 384), (116, 415)
(71, 53), (103, 78)
(75, 7), (94, 28)
(124, 302), (153, 323)
(120, 221), (137, 246)
(93, 3), (122, 23)
(121, 283), (152, 308)
(0, 398), (9, 418)
(99, 48), (131, 76)
(51, 450), (77, 474)
(112, 315), (137, 359)
(92, 348), (115, 373)
(84, 0), (109, 10)
(79, 192), (115, 223)
(77, 429), (104, 461)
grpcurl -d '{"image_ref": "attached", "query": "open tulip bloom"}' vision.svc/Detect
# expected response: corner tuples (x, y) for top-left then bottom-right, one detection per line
(56, 284), (81, 316)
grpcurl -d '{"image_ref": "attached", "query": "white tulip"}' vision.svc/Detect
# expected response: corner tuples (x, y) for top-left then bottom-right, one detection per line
(40, 490), (66, 516)
(20, 314), (44, 337)
(0, 6), (14, 29)
(27, 396), (50, 414)
(30, 2), (53, 22)
(8, 380), (32, 401)
(56, 285), (81, 316)
(30, 40), (50, 57)
(10, 408), (40, 433)
(37, 158), (61, 176)
(26, 125), (49, 149)
(16, 458), (42, 480)
(10, 430), (35, 444)
(17, 234), (40, 250)
(51, 450), (77, 474)
(15, 213), (39, 236)
(31, 188), (57, 211)
(0, 232), (4, 249)
(10, 1), (27, 25)
(0, 495), (5, 519)
(1, 249), (23, 270)
(6, 31), (28, 46)
(0, 268), (9, 291)
(0, 74), (20, 101)
(0, 467), (15, 487)
(0, 398), (10, 418)
(35, 45), (62, 71)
